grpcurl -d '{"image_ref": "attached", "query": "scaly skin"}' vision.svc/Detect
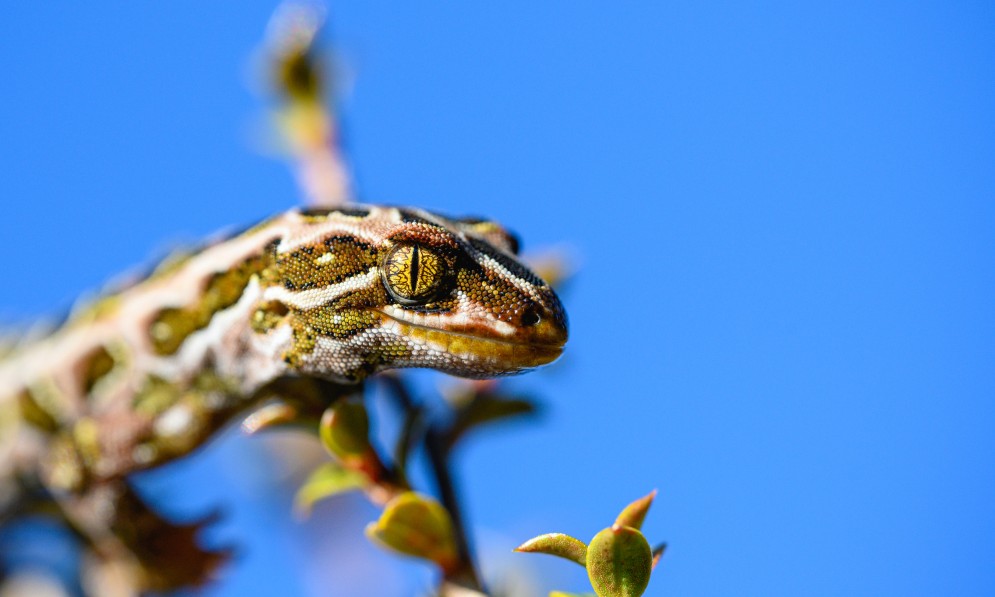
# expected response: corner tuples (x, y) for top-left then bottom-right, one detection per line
(0, 204), (567, 591)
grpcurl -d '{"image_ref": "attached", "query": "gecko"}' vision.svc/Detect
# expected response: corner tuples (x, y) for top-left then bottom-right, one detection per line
(0, 204), (568, 591)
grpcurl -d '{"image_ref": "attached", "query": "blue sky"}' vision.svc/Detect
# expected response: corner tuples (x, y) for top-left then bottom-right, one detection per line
(1, 2), (993, 596)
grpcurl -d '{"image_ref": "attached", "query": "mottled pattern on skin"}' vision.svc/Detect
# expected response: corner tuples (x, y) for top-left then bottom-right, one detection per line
(149, 253), (271, 355)
(2, 205), (567, 452)
(132, 375), (182, 416)
(134, 370), (240, 463)
(453, 218), (521, 255)
(78, 345), (117, 394)
(65, 293), (123, 330)
(266, 208), (568, 383)
(25, 380), (71, 428)
(278, 235), (378, 291)
(300, 206), (372, 221)
(0, 204), (568, 588)
(146, 249), (199, 284)
(18, 388), (59, 432)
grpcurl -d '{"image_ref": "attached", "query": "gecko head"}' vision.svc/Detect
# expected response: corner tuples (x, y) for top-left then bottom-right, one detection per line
(265, 206), (568, 382)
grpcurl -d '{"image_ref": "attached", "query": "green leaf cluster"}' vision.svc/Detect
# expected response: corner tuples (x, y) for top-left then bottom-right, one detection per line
(515, 491), (667, 597)
(293, 380), (544, 587)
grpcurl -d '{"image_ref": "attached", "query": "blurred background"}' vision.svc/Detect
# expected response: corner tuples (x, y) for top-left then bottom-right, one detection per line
(1, 2), (993, 596)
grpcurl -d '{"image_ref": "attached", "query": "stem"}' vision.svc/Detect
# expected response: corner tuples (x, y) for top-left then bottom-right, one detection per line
(380, 375), (484, 591)
(426, 425), (481, 589)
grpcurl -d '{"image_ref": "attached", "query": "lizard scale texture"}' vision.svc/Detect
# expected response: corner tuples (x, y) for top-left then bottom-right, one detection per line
(0, 204), (567, 590)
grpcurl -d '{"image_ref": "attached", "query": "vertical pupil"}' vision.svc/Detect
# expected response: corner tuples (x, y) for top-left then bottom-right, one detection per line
(409, 245), (421, 295)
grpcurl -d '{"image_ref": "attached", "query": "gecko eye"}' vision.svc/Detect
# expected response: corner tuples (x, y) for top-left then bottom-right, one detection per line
(382, 243), (447, 304)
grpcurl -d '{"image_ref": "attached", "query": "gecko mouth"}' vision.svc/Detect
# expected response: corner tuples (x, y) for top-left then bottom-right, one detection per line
(376, 309), (565, 368)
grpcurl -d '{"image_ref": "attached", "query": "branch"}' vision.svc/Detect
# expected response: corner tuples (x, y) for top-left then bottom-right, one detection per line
(380, 375), (484, 592)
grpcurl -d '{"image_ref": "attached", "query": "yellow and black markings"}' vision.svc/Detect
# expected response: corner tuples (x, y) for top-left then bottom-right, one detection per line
(278, 236), (377, 291)
(149, 255), (270, 356)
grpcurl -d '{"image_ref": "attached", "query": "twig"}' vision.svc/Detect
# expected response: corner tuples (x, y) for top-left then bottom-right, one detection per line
(266, 2), (353, 208)
(380, 375), (483, 591)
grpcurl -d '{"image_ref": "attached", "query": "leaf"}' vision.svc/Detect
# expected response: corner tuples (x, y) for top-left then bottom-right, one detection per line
(614, 490), (657, 531)
(294, 463), (365, 517)
(514, 532), (588, 566)
(586, 525), (652, 597)
(365, 492), (458, 573)
(447, 391), (538, 449)
(241, 402), (298, 434)
(318, 399), (391, 485)
(651, 543), (667, 570)
(319, 399), (371, 459)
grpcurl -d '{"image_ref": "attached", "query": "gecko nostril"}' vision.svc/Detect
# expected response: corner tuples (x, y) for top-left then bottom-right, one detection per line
(521, 306), (541, 327)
